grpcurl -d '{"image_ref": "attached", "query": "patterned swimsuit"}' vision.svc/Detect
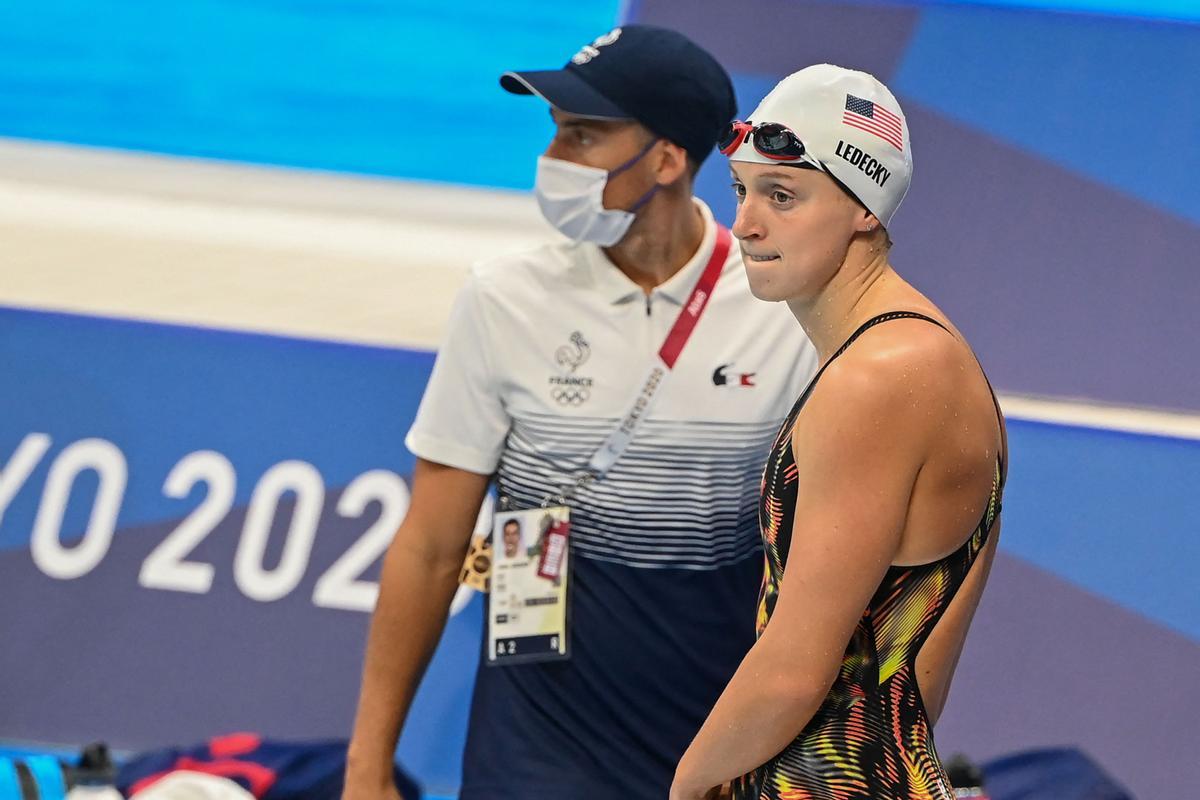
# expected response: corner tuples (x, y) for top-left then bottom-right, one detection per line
(734, 312), (1006, 800)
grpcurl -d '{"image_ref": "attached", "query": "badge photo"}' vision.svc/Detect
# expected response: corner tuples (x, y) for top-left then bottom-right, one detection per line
(486, 506), (571, 665)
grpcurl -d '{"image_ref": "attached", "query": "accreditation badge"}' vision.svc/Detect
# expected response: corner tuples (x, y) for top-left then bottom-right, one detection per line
(486, 505), (570, 665)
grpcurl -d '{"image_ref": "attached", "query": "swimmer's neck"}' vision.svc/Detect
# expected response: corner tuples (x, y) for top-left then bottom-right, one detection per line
(602, 195), (706, 295)
(788, 248), (912, 363)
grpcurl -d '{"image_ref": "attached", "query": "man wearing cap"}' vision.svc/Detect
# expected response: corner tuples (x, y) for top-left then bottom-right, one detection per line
(343, 25), (816, 800)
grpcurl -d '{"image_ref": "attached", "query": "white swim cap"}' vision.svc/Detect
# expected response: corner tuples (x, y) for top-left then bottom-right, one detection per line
(728, 64), (913, 228)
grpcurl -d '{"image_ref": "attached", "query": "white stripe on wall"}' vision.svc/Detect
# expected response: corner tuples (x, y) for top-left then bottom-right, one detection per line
(999, 394), (1200, 442)
(4, 139), (1198, 442)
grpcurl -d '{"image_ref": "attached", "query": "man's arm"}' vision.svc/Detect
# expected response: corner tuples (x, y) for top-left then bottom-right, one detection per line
(343, 457), (491, 798)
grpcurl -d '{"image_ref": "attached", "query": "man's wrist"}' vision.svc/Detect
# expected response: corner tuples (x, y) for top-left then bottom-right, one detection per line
(346, 741), (396, 782)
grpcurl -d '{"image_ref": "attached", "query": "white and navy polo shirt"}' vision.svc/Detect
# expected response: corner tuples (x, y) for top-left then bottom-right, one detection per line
(406, 200), (817, 800)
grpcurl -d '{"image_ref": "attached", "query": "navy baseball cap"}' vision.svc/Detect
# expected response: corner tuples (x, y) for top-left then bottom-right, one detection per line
(500, 25), (736, 166)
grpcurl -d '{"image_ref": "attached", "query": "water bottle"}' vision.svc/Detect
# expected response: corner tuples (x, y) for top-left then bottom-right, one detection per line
(946, 753), (991, 799)
(66, 743), (120, 800)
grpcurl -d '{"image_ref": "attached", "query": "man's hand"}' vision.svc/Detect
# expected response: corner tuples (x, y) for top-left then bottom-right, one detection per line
(341, 771), (404, 800)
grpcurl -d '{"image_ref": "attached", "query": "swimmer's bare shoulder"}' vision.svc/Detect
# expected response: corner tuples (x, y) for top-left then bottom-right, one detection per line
(755, 320), (969, 690)
(779, 316), (1000, 725)
(792, 316), (967, 461)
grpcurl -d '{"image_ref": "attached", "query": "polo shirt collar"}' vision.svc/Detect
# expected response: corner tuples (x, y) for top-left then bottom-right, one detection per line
(582, 199), (721, 306)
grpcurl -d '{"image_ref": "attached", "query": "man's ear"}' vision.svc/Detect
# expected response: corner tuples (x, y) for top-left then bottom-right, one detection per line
(655, 140), (691, 186)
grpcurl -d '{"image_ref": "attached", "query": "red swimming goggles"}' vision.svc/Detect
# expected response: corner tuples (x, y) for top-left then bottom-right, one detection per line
(721, 119), (874, 210)
(719, 120), (822, 169)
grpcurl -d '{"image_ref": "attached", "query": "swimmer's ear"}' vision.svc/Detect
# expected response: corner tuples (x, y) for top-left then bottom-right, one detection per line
(857, 209), (881, 235)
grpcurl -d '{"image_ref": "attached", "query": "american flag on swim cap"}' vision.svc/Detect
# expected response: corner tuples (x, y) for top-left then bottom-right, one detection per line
(843, 94), (904, 151)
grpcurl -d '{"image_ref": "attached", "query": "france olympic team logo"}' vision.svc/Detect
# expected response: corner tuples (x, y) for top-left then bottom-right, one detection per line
(550, 331), (593, 405)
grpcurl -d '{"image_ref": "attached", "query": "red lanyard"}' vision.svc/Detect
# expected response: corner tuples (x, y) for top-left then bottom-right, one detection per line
(659, 224), (732, 368)
(581, 224), (733, 482)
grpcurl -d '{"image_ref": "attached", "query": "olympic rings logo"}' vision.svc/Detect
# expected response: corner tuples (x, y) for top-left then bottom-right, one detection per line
(551, 387), (591, 405)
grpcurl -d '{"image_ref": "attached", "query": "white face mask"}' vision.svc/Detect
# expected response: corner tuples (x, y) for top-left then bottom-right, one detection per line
(534, 139), (661, 247)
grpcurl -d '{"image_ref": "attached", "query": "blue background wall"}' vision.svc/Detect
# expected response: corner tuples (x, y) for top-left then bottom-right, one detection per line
(2, 2), (1198, 798)
(0, 0), (621, 188)
(4, 0), (1196, 413)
